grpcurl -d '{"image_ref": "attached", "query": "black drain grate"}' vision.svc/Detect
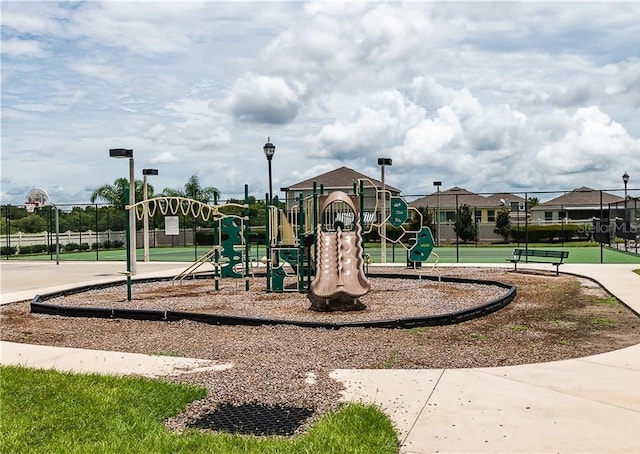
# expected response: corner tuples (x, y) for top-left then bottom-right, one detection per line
(188, 403), (314, 436)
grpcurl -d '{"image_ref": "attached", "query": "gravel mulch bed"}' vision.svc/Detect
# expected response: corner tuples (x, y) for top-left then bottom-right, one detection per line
(2, 267), (638, 435)
(41, 273), (509, 323)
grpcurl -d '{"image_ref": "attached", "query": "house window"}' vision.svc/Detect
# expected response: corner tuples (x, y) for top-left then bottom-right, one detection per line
(475, 210), (482, 223)
(559, 211), (566, 220)
(544, 211), (553, 221)
(487, 210), (495, 222)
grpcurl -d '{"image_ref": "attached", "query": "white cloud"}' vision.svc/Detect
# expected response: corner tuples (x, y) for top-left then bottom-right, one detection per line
(394, 106), (463, 167)
(306, 90), (425, 159)
(535, 106), (640, 175)
(223, 73), (306, 124)
(1, 4), (67, 36)
(165, 99), (212, 117)
(358, 3), (435, 62)
(1, 39), (49, 58)
(1, 2), (639, 204)
(547, 80), (594, 107)
(150, 151), (178, 164)
(65, 1), (195, 55)
(68, 62), (124, 83)
(143, 120), (230, 151)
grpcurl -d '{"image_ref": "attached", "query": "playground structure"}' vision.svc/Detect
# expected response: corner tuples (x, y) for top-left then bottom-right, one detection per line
(265, 178), (439, 302)
(121, 179), (438, 305)
(310, 191), (370, 310)
(128, 186), (252, 291)
(30, 181), (519, 329)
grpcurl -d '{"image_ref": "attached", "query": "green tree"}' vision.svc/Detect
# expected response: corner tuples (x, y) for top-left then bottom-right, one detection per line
(2, 205), (36, 233)
(95, 206), (126, 231)
(161, 175), (220, 230)
(454, 203), (477, 243)
(90, 178), (153, 209)
(407, 206), (434, 233)
(161, 174), (219, 203)
(493, 208), (511, 242)
(528, 197), (539, 209)
(59, 206), (98, 232)
(224, 195), (267, 226)
(14, 214), (48, 233)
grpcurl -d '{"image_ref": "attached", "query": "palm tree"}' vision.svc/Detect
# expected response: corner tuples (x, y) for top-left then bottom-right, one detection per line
(90, 178), (153, 209)
(162, 175), (219, 204)
(161, 175), (221, 232)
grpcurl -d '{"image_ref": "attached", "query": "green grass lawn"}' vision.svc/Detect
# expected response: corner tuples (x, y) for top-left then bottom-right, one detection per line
(6, 243), (640, 264)
(0, 366), (398, 453)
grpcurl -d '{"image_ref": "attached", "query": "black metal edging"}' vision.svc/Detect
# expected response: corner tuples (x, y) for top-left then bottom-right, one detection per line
(30, 273), (516, 330)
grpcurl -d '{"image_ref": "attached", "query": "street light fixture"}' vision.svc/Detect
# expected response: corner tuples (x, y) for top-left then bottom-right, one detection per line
(623, 171), (630, 251)
(263, 138), (276, 204)
(109, 148), (136, 279)
(433, 181), (442, 246)
(377, 158), (392, 263)
(142, 168), (158, 262)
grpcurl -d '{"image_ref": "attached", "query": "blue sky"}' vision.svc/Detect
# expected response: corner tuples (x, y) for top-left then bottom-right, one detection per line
(2, 1), (639, 205)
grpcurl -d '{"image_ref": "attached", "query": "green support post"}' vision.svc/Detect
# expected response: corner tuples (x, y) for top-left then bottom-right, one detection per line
(124, 187), (132, 301)
(309, 184), (318, 291)
(265, 193), (271, 292)
(213, 188), (218, 290)
(244, 184), (250, 291)
(298, 194), (305, 292)
(313, 182), (318, 230)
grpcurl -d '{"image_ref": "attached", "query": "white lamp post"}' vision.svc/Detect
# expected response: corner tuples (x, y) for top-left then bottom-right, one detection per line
(109, 148), (136, 275)
(378, 158), (392, 263)
(142, 168), (158, 262)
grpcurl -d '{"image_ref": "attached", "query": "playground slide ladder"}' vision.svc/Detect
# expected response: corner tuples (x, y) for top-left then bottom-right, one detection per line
(172, 247), (221, 285)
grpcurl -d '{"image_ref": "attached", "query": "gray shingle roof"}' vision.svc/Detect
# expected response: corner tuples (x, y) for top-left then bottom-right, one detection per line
(410, 187), (523, 209)
(282, 166), (400, 193)
(536, 187), (623, 207)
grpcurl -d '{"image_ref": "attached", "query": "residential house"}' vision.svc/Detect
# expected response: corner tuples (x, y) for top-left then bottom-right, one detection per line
(280, 166), (401, 216)
(410, 187), (525, 243)
(410, 187), (525, 224)
(530, 187), (624, 223)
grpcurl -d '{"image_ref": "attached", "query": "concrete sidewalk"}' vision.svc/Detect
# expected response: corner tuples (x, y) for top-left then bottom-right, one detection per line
(1, 260), (639, 452)
(0, 260), (189, 305)
(0, 340), (232, 377)
(333, 344), (640, 453)
(333, 264), (640, 453)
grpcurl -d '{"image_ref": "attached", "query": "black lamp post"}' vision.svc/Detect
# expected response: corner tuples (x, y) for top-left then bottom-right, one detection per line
(263, 138), (276, 204)
(623, 171), (629, 251)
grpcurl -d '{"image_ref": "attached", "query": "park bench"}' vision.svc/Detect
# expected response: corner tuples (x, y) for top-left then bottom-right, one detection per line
(508, 248), (569, 275)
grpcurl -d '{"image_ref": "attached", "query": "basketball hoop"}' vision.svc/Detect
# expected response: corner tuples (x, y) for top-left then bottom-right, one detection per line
(25, 188), (50, 212)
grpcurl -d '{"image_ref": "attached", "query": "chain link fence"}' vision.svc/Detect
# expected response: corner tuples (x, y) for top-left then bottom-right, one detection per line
(2, 187), (638, 262)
